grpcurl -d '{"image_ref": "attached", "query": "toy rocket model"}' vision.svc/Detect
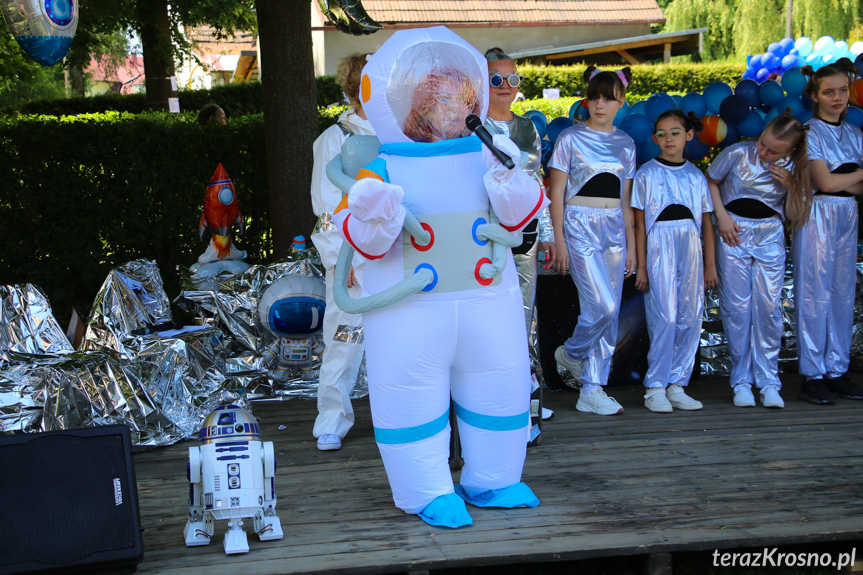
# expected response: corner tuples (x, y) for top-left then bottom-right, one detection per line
(184, 405), (284, 554)
(198, 163), (246, 263)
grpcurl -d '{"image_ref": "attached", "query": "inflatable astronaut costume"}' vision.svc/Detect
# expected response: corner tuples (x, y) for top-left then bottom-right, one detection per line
(332, 27), (547, 527)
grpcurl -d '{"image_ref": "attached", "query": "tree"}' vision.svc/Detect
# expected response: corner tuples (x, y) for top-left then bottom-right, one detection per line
(256, 0), (318, 257)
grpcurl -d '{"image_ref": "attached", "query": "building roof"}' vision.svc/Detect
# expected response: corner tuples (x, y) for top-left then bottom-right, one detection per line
(316, 0), (665, 27)
(85, 55), (145, 94)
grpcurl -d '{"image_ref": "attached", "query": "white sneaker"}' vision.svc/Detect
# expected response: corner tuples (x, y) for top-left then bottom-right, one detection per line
(555, 345), (584, 382)
(733, 384), (756, 407)
(760, 386), (785, 408)
(316, 433), (342, 451)
(541, 407), (554, 420)
(577, 386), (623, 415)
(644, 388), (673, 413)
(666, 384), (703, 410)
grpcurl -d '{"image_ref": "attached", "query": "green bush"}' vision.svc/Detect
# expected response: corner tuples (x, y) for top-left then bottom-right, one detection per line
(518, 62), (746, 99)
(0, 76), (345, 117)
(0, 112), (270, 323)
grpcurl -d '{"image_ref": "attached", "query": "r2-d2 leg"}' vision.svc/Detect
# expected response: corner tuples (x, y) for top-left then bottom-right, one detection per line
(254, 441), (284, 541)
(184, 446), (214, 546)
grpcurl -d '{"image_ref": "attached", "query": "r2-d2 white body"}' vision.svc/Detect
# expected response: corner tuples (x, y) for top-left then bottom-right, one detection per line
(184, 405), (284, 554)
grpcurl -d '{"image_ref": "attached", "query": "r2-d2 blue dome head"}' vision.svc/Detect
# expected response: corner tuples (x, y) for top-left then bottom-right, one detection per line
(257, 274), (326, 338)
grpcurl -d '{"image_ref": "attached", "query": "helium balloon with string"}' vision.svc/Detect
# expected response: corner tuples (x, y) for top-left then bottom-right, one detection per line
(0, 0), (78, 65)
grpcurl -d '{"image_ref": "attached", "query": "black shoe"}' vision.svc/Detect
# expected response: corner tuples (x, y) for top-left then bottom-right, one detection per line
(799, 378), (837, 405)
(826, 374), (863, 400)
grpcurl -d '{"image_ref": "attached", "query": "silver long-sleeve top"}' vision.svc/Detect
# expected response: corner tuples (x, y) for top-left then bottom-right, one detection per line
(548, 122), (636, 203)
(707, 141), (792, 220)
(631, 159), (713, 235)
(805, 117), (863, 175)
(486, 113), (553, 243)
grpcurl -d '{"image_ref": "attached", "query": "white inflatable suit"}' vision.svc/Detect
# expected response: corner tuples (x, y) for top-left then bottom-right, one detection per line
(333, 27), (548, 528)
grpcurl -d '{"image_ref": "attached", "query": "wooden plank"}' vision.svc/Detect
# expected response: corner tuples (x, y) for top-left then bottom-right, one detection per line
(111, 375), (863, 575)
(617, 49), (640, 65)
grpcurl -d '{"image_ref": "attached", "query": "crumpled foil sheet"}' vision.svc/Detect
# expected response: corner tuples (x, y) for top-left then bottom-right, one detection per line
(0, 262), (258, 446)
(176, 253), (368, 401)
(0, 284), (73, 361)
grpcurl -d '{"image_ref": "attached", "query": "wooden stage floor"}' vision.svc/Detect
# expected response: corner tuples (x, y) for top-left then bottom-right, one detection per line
(127, 375), (863, 574)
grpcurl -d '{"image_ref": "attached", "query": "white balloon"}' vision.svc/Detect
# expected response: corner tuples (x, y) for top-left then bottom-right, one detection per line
(851, 41), (863, 56)
(813, 35), (835, 56)
(795, 37), (813, 57)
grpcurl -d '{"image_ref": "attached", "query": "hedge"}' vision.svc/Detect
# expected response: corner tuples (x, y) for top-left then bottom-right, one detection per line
(0, 112), (270, 324)
(3, 62), (746, 118)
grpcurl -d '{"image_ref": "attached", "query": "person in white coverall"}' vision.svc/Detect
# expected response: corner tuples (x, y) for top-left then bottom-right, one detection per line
(310, 53), (375, 451)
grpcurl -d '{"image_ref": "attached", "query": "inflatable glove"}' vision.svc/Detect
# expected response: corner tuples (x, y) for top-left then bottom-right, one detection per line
(343, 177), (407, 256)
(482, 134), (549, 233)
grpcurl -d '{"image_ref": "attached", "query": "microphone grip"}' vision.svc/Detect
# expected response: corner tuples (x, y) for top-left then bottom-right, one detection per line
(467, 117), (516, 170)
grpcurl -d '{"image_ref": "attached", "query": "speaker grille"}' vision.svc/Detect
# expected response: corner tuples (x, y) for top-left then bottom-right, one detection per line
(0, 432), (137, 567)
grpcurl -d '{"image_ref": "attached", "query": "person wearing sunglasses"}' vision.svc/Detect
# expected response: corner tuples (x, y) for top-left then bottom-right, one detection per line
(484, 47), (556, 426)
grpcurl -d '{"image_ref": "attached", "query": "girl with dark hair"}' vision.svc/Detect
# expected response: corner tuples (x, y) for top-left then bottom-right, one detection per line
(547, 65), (636, 415)
(793, 58), (863, 405)
(632, 110), (716, 413)
(709, 111), (812, 408)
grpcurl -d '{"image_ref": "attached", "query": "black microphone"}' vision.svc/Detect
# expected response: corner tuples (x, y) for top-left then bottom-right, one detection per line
(465, 114), (515, 170)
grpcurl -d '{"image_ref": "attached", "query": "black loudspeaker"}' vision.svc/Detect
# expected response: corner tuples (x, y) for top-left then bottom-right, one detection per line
(0, 425), (143, 574)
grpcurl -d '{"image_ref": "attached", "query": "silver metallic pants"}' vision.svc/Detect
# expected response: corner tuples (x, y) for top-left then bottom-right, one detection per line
(716, 214), (785, 389)
(644, 220), (703, 389)
(793, 195), (858, 380)
(563, 204), (625, 386)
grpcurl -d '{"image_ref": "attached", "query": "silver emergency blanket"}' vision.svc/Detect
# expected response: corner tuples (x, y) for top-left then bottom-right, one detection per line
(547, 121), (636, 202)
(0, 262), (257, 446)
(0, 284), (73, 359)
(176, 253), (369, 401)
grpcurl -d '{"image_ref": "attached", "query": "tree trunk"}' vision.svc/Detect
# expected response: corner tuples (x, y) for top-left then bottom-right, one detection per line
(137, 0), (175, 111)
(257, 0), (318, 259)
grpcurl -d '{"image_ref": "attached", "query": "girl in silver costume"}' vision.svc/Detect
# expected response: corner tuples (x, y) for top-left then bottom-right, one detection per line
(632, 110), (717, 413)
(794, 58), (863, 405)
(483, 48), (556, 423)
(709, 112), (812, 409)
(548, 66), (636, 416)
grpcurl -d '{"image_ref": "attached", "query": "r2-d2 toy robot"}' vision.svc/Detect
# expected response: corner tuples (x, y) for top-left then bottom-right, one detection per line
(184, 405), (284, 554)
(258, 273), (326, 382)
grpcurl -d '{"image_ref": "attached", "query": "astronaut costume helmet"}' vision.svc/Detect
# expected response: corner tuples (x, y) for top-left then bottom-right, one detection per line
(359, 26), (489, 145)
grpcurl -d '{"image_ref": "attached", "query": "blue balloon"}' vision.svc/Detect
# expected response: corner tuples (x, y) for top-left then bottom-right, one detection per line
(525, 110), (547, 138)
(637, 139), (662, 165)
(546, 116), (574, 146)
(718, 122), (740, 148)
(645, 93), (677, 122)
(672, 94), (683, 106)
(762, 52), (778, 70)
(737, 110), (764, 138)
(630, 100), (647, 116)
(719, 94), (750, 124)
(781, 66), (807, 96)
(768, 42), (783, 55)
(684, 136), (710, 162)
(759, 80), (785, 107)
(796, 37), (813, 57)
(613, 100), (631, 128)
(775, 94), (805, 117)
(620, 113), (654, 144)
(680, 92), (708, 117)
(781, 54), (798, 70)
(734, 79), (761, 108)
(796, 109), (813, 123)
(704, 82), (733, 113)
(756, 68), (771, 83)
(845, 106), (863, 127)
(742, 69), (755, 81)
(855, 53), (863, 78)
(763, 106), (780, 125)
(779, 37), (795, 53)
(749, 54), (763, 70)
